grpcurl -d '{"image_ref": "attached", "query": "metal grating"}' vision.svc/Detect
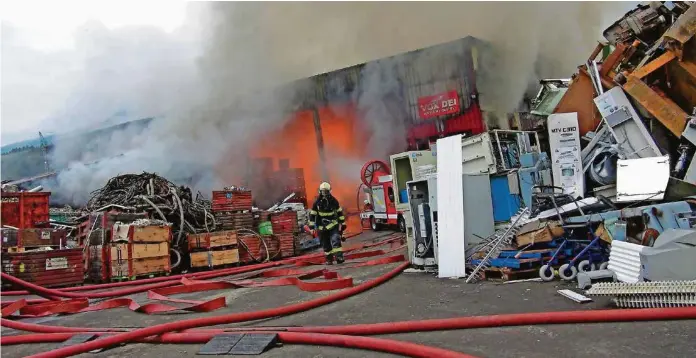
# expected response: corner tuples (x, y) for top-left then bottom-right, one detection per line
(586, 281), (696, 308)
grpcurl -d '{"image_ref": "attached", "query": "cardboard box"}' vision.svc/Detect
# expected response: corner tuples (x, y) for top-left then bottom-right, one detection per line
(515, 223), (564, 247)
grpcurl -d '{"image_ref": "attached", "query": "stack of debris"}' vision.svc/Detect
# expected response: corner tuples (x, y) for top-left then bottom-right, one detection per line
(211, 188), (254, 231)
(462, 3), (696, 287)
(270, 210), (299, 258)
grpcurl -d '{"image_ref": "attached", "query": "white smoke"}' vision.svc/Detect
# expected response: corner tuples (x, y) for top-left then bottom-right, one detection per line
(2, 2), (635, 204)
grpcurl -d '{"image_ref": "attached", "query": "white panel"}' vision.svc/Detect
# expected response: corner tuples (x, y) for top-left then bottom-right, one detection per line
(616, 155), (670, 202)
(608, 240), (647, 283)
(436, 134), (466, 278)
(548, 113), (585, 198)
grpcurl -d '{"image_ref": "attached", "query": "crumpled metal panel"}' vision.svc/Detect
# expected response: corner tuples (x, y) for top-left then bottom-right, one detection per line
(608, 240), (647, 283)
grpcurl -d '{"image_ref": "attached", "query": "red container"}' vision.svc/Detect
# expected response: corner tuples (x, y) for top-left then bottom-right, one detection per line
(212, 190), (253, 212)
(1, 248), (84, 288)
(1, 228), (67, 248)
(214, 211), (254, 231)
(277, 233), (296, 258)
(238, 234), (263, 263)
(271, 211), (299, 234)
(0, 192), (50, 229)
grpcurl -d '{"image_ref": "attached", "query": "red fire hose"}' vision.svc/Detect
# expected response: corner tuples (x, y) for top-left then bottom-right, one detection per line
(1, 233), (402, 298)
(5, 306), (696, 336)
(2, 331), (476, 358)
(21, 261), (409, 358)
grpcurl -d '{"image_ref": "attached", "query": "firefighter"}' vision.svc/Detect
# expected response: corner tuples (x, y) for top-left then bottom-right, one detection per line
(308, 182), (347, 265)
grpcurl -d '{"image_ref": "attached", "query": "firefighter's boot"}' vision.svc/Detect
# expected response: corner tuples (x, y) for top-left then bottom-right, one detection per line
(335, 252), (345, 264)
(325, 254), (334, 265)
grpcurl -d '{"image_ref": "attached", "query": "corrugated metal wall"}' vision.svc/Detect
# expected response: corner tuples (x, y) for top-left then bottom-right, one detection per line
(290, 36), (484, 124)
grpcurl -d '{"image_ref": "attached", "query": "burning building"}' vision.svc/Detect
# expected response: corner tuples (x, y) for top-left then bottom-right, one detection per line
(246, 36), (508, 211)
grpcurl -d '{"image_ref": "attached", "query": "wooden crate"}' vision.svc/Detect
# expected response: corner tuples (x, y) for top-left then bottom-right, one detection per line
(190, 249), (240, 268)
(112, 224), (171, 243)
(110, 255), (170, 280)
(111, 242), (169, 261)
(187, 230), (237, 251)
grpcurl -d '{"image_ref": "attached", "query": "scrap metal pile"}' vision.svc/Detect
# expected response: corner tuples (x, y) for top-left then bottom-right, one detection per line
(462, 3), (696, 304)
(86, 172), (215, 247)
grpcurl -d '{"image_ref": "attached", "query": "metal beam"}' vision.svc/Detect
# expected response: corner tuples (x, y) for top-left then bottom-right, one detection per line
(311, 106), (330, 182)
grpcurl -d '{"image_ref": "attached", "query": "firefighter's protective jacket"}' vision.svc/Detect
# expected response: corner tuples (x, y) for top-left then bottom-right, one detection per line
(308, 195), (346, 231)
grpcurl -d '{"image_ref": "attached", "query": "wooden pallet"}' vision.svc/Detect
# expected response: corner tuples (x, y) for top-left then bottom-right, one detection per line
(110, 271), (170, 282)
(481, 267), (541, 282)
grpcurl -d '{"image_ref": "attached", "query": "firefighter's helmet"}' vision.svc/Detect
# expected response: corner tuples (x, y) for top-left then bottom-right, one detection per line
(319, 182), (331, 192)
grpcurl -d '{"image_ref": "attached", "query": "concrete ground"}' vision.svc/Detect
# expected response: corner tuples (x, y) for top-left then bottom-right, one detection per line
(2, 230), (695, 357)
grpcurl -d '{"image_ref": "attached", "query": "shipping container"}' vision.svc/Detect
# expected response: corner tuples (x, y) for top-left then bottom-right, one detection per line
(0, 192), (50, 229)
(190, 249), (240, 268)
(187, 230), (237, 251)
(1, 248), (84, 288)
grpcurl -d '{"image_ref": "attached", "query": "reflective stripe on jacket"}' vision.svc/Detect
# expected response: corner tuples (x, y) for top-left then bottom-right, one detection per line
(308, 195), (345, 231)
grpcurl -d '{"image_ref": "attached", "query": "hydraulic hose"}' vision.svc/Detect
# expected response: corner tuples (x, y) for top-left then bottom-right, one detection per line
(1, 233), (403, 297)
(3, 332), (477, 358)
(24, 261), (410, 358)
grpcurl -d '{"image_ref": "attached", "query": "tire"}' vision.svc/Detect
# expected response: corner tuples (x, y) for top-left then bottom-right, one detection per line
(370, 216), (381, 231)
(558, 263), (578, 281)
(578, 260), (593, 273)
(599, 261), (609, 270)
(538, 264), (555, 282)
(397, 216), (406, 233)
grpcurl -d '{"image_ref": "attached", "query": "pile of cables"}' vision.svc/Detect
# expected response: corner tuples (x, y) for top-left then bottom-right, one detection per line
(85, 172), (216, 248)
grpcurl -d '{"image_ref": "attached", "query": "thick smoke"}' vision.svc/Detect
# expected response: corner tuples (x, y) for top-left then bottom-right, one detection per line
(4, 2), (634, 204)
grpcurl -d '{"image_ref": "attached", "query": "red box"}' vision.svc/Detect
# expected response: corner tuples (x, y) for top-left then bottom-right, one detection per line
(0, 192), (50, 229)
(271, 211), (299, 234)
(212, 190), (253, 212)
(1, 248), (84, 288)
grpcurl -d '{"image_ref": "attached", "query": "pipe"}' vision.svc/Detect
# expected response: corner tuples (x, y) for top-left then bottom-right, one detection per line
(3, 332), (476, 358)
(1, 234), (404, 297)
(24, 262), (410, 358)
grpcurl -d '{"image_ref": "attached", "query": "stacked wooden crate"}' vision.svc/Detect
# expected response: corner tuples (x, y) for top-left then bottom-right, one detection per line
(271, 211), (299, 258)
(187, 230), (239, 269)
(212, 189), (254, 231)
(81, 211), (149, 282)
(109, 223), (171, 281)
(238, 233), (264, 264)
